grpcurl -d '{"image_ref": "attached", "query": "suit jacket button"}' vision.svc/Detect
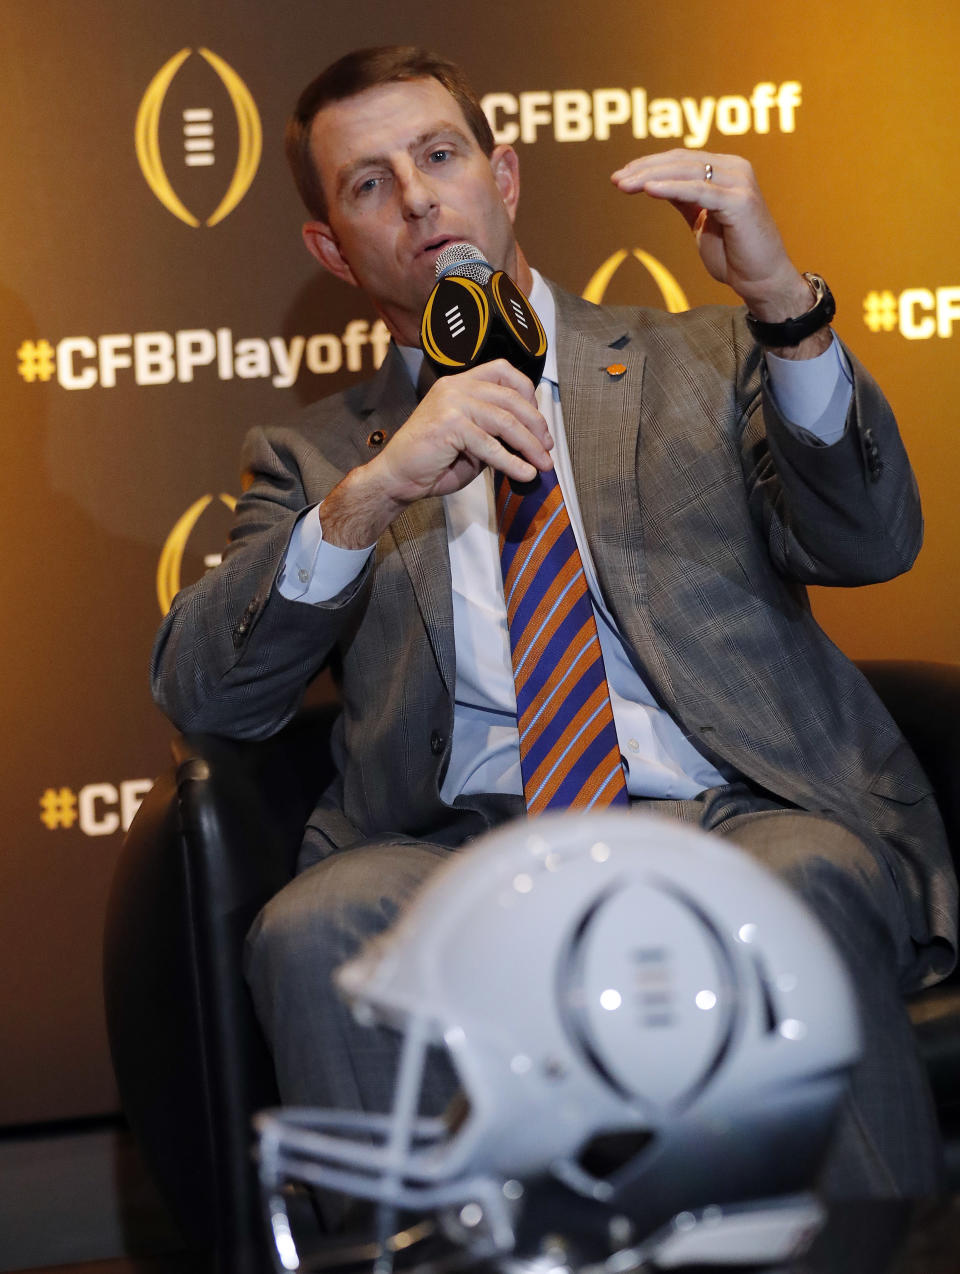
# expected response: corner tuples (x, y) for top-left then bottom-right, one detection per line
(430, 730), (445, 756)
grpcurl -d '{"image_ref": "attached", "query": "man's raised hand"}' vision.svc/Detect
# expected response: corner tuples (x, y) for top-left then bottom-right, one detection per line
(610, 149), (813, 324)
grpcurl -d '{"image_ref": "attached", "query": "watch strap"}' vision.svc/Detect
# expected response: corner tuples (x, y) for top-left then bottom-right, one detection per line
(745, 273), (836, 348)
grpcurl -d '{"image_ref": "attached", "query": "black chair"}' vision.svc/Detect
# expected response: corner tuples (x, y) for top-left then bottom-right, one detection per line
(103, 706), (337, 1274)
(102, 663), (960, 1274)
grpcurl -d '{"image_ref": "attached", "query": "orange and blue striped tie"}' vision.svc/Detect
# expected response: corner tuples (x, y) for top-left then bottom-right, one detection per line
(496, 468), (628, 813)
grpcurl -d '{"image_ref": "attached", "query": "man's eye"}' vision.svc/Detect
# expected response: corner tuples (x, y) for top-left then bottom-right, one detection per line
(429, 149), (451, 163)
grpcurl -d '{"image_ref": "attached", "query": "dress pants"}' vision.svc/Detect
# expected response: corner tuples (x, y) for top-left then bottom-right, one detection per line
(244, 790), (943, 1201)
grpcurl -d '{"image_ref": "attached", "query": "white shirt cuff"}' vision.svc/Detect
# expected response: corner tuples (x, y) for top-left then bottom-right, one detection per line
(765, 332), (853, 446)
(277, 504), (374, 603)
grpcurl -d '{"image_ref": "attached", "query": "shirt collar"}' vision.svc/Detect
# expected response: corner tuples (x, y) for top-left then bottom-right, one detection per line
(396, 267), (557, 387)
(527, 269), (558, 385)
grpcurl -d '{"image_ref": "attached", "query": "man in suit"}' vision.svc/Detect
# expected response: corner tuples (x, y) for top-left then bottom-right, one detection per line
(152, 46), (956, 1198)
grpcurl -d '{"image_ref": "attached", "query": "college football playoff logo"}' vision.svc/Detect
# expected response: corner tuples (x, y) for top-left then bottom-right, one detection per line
(583, 249), (689, 311)
(135, 48), (261, 227)
(157, 493), (237, 613)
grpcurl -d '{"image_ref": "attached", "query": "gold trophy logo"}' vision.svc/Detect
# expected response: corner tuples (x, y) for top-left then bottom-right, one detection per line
(583, 249), (689, 312)
(135, 48), (261, 227)
(157, 493), (237, 614)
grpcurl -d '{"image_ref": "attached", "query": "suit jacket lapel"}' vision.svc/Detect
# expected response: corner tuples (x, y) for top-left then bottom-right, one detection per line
(354, 345), (456, 695)
(552, 289), (651, 639)
(390, 500), (455, 693)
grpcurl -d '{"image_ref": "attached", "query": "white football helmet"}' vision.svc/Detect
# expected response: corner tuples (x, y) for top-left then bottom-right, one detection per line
(257, 812), (860, 1269)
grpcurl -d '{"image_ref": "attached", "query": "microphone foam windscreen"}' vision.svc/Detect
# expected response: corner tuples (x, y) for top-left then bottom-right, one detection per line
(436, 241), (493, 285)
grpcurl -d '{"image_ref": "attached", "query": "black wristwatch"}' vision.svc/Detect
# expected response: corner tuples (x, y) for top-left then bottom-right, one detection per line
(745, 273), (836, 348)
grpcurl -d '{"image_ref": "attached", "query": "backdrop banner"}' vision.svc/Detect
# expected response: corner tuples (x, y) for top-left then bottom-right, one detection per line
(1, 0), (957, 1124)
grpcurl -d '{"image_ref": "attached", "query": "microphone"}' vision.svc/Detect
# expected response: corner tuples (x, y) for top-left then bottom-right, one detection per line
(420, 242), (547, 386)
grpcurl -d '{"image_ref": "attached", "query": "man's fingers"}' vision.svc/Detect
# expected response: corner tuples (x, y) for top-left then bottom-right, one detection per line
(466, 356), (539, 394)
(473, 402), (554, 471)
(465, 427), (540, 483)
(612, 149), (741, 182)
(476, 384), (553, 454)
(425, 367), (554, 453)
(611, 151), (754, 204)
(433, 395), (553, 476)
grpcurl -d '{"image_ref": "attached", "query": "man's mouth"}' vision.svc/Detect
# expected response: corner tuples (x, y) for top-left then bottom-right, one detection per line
(419, 235), (459, 259)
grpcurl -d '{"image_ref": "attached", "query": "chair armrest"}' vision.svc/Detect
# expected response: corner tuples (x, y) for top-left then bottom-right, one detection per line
(104, 703), (340, 1268)
(858, 662), (960, 1134)
(104, 765), (216, 1249)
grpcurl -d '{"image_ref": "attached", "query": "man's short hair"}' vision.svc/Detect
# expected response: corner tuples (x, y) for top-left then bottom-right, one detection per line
(286, 45), (496, 221)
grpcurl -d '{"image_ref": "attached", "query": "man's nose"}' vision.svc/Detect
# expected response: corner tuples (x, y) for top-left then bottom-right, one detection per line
(398, 164), (438, 219)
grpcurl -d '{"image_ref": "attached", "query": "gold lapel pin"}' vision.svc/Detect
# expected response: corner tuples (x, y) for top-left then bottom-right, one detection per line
(604, 363), (627, 379)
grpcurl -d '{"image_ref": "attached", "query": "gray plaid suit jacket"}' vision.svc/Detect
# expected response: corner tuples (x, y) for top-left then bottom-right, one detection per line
(152, 282), (957, 990)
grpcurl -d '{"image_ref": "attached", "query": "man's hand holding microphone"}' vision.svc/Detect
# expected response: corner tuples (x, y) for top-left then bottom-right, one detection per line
(319, 243), (553, 549)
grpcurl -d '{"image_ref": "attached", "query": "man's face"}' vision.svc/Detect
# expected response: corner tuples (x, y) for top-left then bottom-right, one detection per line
(303, 77), (522, 345)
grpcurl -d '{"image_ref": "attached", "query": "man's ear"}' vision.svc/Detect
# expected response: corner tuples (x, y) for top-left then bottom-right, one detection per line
(490, 144), (520, 223)
(302, 221), (358, 287)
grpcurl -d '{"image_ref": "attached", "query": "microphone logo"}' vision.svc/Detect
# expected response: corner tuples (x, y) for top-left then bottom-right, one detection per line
(420, 243), (547, 384)
(445, 305), (466, 338)
(508, 297), (529, 330)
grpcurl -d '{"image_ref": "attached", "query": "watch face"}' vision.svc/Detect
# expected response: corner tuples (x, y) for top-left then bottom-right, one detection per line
(804, 274), (836, 316)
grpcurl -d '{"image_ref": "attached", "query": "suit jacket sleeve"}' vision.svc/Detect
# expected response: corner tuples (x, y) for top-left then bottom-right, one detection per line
(150, 422), (370, 739)
(735, 314), (923, 585)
